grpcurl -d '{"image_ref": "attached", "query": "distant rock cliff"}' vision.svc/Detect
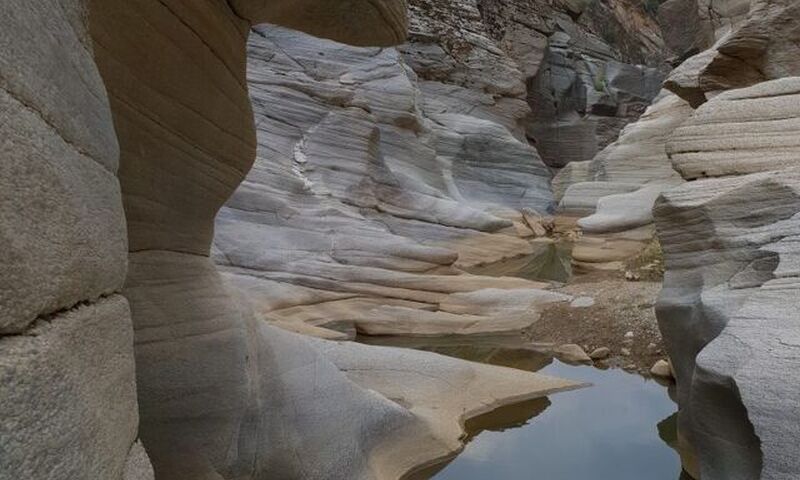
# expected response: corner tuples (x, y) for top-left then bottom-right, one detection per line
(214, 0), (679, 340)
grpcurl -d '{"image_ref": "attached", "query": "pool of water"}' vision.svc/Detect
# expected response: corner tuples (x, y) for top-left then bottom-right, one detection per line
(430, 360), (681, 480)
(362, 337), (683, 480)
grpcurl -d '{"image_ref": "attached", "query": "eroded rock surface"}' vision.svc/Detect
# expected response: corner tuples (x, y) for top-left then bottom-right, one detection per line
(554, 90), (692, 267)
(479, 0), (670, 167)
(214, 24), (566, 340)
(0, 1), (143, 478)
(656, 163), (800, 480)
(85, 1), (581, 479)
(654, 21), (800, 475)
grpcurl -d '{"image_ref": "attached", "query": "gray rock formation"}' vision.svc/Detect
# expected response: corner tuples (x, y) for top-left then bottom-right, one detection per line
(664, 0), (800, 107)
(654, 3), (800, 472)
(479, 0), (670, 167)
(553, 90), (692, 267)
(658, 0), (751, 61)
(1, 1), (580, 480)
(214, 24), (566, 340)
(668, 78), (800, 179)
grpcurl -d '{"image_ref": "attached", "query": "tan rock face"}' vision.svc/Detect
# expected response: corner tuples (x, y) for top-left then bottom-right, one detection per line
(90, 0), (410, 256)
(230, 0), (408, 47)
(0, 0), (127, 334)
(89, 0), (254, 255)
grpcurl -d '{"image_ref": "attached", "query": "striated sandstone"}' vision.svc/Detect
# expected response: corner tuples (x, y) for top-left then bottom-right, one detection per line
(668, 77), (800, 180)
(214, 23), (559, 342)
(656, 166), (800, 479)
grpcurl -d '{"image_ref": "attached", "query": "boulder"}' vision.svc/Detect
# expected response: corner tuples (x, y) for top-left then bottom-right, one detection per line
(554, 344), (592, 364)
(650, 359), (674, 379)
(589, 347), (611, 360)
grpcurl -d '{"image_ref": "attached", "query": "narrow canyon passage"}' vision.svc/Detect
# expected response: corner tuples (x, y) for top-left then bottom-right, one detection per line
(4, 1), (800, 480)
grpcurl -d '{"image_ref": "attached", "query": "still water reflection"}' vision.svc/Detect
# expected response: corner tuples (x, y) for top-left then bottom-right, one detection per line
(361, 337), (683, 480)
(431, 361), (681, 479)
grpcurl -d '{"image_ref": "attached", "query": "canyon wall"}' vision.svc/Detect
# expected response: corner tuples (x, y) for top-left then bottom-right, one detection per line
(5, 1), (800, 480)
(478, 0), (669, 167)
(540, 2), (800, 478)
(214, 0), (676, 337)
(654, 2), (800, 478)
(552, 0), (755, 270)
(1, 1), (579, 479)
(0, 1), (148, 478)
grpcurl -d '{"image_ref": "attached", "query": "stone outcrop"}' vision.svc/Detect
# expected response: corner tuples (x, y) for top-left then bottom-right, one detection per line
(664, 0), (800, 107)
(1, 1), (582, 480)
(479, 0), (670, 167)
(656, 77), (800, 480)
(553, 90), (692, 268)
(1, 1), (143, 478)
(214, 23), (567, 340)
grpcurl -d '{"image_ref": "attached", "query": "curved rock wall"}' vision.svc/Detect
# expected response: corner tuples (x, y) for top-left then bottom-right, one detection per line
(0, 1), (147, 478)
(212, 3), (563, 340)
(652, 2), (800, 479)
(657, 77), (800, 480)
(547, 2), (800, 476)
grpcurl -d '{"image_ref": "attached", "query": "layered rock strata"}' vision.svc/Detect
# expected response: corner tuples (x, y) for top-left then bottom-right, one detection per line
(214, 24), (569, 339)
(216, 0), (684, 333)
(478, 0), (670, 167)
(552, 0), (759, 270)
(656, 78), (800, 480)
(653, 2), (800, 477)
(553, 90), (692, 268)
(1, 1), (582, 480)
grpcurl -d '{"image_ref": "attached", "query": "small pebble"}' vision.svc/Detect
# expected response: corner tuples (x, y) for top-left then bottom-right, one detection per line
(589, 347), (611, 360)
(650, 359), (674, 379)
(621, 348), (632, 356)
